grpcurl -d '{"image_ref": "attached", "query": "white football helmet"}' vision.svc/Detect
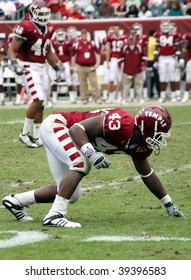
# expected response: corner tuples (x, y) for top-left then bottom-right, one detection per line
(131, 23), (143, 37)
(29, 0), (51, 26)
(54, 28), (66, 42)
(160, 20), (172, 34)
(67, 27), (78, 40)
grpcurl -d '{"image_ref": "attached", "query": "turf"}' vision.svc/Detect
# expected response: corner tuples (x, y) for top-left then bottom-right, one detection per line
(0, 104), (191, 260)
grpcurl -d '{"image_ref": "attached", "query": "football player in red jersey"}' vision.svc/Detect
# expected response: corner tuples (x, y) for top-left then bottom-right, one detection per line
(7, 0), (61, 148)
(2, 105), (184, 227)
(66, 26), (79, 104)
(50, 28), (75, 104)
(154, 20), (181, 103)
(100, 26), (114, 102)
(130, 23), (149, 102)
(180, 32), (191, 102)
(106, 24), (127, 103)
(0, 35), (6, 106)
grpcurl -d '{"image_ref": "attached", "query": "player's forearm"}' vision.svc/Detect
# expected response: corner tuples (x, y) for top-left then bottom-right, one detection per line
(7, 47), (17, 61)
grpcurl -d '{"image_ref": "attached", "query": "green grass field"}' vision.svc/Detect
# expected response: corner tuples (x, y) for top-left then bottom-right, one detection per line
(0, 104), (191, 261)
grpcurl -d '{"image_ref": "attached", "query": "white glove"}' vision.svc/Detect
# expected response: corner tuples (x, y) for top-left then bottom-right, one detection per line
(81, 143), (111, 169)
(11, 59), (25, 76)
(177, 58), (185, 69)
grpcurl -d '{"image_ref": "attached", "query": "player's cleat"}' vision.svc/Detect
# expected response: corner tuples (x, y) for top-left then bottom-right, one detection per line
(0, 100), (5, 106)
(2, 194), (33, 221)
(33, 137), (43, 147)
(19, 132), (39, 148)
(43, 213), (81, 227)
(166, 204), (185, 218)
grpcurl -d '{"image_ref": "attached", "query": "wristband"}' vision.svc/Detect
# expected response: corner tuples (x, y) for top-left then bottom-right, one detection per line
(11, 59), (18, 66)
(53, 64), (60, 71)
(81, 143), (95, 158)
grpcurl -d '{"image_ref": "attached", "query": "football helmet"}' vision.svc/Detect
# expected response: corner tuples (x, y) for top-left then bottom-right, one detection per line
(160, 20), (172, 34)
(131, 23), (143, 37)
(29, 0), (51, 26)
(135, 105), (172, 155)
(107, 26), (114, 35)
(66, 26), (78, 40)
(54, 28), (66, 42)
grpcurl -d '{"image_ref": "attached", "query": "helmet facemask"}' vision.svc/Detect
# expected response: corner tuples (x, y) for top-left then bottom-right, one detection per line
(140, 119), (171, 155)
(31, 6), (51, 26)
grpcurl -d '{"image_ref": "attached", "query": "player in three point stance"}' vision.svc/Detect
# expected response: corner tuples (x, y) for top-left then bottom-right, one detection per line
(2, 105), (184, 227)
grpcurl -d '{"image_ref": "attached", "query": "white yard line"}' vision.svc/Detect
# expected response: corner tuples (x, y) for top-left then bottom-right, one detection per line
(84, 235), (191, 242)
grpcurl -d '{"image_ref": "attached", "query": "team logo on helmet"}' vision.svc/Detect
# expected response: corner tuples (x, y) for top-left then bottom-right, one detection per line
(135, 105), (172, 155)
(29, 0), (51, 26)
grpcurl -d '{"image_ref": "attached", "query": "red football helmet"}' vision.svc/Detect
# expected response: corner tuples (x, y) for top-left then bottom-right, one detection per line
(135, 105), (172, 155)
(29, 0), (51, 26)
(54, 28), (66, 42)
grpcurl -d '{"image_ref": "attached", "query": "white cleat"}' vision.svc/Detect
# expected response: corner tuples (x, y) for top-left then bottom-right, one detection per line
(158, 97), (165, 103)
(43, 213), (81, 228)
(19, 132), (39, 148)
(2, 194), (33, 221)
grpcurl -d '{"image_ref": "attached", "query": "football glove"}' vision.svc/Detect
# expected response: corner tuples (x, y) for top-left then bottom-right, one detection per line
(166, 204), (185, 218)
(81, 143), (111, 169)
(53, 65), (62, 83)
(177, 58), (185, 69)
(11, 59), (25, 76)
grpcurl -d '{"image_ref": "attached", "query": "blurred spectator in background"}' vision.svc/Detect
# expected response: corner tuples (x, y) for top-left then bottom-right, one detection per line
(17, 0), (32, 12)
(0, 8), (5, 20)
(98, 0), (115, 18)
(64, 3), (86, 19)
(125, 4), (138, 17)
(126, 0), (141, 9)
(0, 0), (16, 20)
(71, 29), (102, 105)
(109, 0), (120, 9)
(46, 0), (63, 20)
(138, 3), (152, 17)
(115, 0), (128, 17)
(167, 0), (184, 16)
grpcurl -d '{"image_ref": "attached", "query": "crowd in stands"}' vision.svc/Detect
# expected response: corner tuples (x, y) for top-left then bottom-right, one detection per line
(1, 0), (191, 21)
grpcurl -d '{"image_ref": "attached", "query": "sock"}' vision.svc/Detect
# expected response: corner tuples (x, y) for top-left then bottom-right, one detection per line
(102, 90), (108, 100)
(0, 92), (5, 102)
(22, 117), (34, 135)
(130, 88), (135, 100)
(15, 190), (36, 205)
(160, 91), (166, 99)
(73, 91), (77, 99)
(143, 88), (148, 99)
(48, 195), (69, 216)
(33, 123), (41, 139)
(160, 194), (173, 207)
(52, 91), (58, 103)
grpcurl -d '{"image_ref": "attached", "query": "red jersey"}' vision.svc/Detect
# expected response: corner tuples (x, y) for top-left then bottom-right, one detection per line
(183, 33), (191, 61)
(155, 31), (180, 56)
(53, 108), (152, 158)
(13, 20), (55, 63)
(71, 39), (100, 66)
(120, 44), (147, 75)
(46, 0), (61, 13)
(51, 39), (73, 63)
(107, 34), (127, 58)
